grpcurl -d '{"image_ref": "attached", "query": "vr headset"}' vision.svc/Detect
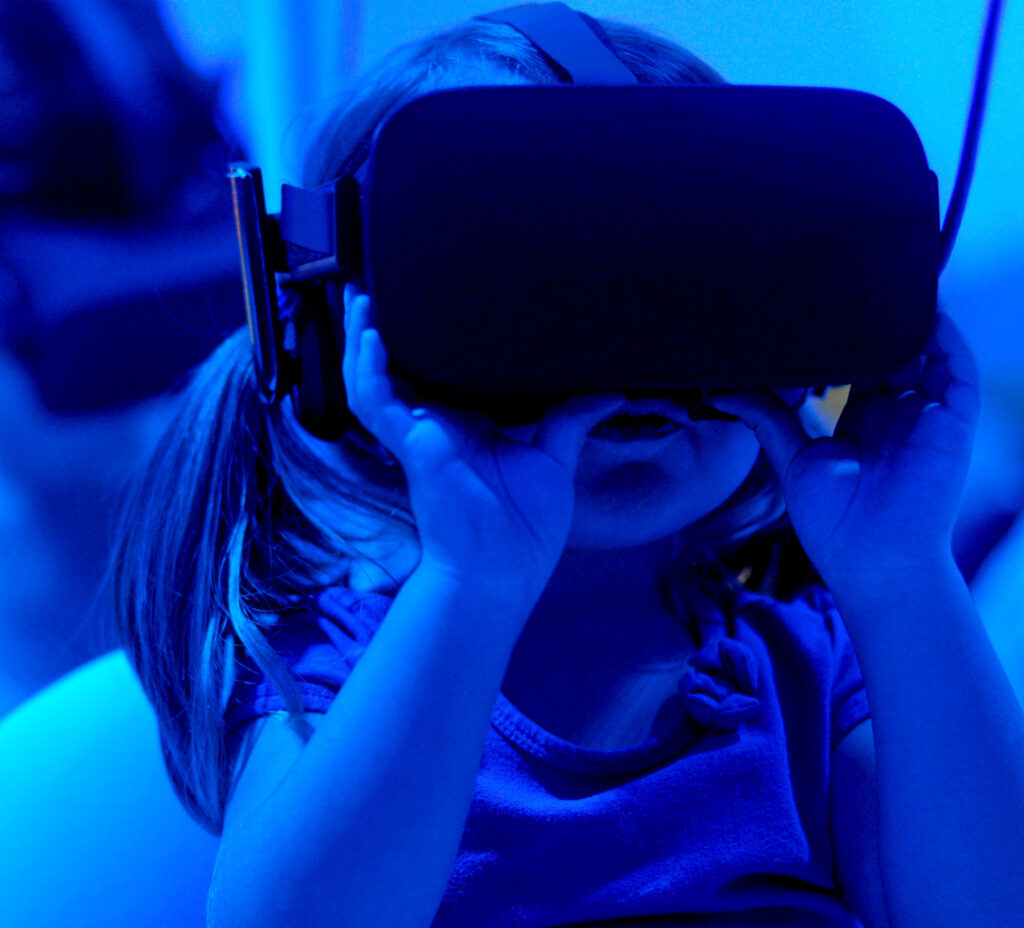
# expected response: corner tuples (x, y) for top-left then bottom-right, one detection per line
(230, 1), (1003, 439)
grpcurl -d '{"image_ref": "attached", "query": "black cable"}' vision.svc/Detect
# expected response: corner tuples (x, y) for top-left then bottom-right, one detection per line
(938, 0), (1004, 272)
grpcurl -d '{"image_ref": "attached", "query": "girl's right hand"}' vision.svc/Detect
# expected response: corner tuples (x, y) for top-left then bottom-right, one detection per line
(341, 282), (626, 608)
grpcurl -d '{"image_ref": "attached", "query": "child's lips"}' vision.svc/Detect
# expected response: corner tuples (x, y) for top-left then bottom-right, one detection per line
(596, 397), (692, 425)
(588, 411), (686, 442)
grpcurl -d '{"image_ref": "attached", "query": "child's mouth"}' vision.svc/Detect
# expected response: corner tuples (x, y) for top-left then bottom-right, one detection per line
(588, 413), (684, 442)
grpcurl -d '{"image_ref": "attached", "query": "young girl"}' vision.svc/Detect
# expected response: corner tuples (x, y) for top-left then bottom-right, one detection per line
(113, 9), (1024, 928)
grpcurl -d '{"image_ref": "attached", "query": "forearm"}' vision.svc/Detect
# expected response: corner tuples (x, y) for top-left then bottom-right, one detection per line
(829, 560), (1024, 928)
(211, 566), (529, 928)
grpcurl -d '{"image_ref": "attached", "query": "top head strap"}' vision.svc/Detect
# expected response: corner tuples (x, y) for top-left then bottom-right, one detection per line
(474, 2), (639, 85)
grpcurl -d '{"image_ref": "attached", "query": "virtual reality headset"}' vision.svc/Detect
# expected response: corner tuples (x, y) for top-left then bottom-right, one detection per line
(230, 1), (1002, 439)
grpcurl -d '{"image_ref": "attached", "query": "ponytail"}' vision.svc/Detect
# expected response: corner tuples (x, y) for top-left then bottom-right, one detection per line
(112, 327), (415, 834)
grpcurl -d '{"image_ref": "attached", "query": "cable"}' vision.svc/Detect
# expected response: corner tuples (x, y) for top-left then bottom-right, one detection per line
(938, 0), (1005, 272)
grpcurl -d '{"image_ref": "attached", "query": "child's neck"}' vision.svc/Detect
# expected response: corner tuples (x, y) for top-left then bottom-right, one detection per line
(512, 534), (693, 673)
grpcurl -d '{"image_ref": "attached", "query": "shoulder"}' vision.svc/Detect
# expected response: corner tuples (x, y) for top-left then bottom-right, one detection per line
(728, 581), (845, 657)
(732, 581), (870, 722)
(728, 582), (886, 922)
(731, 582), (858, 656)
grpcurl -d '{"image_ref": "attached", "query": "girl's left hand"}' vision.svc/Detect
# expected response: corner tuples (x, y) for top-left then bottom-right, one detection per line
(706, 310), (980, 588)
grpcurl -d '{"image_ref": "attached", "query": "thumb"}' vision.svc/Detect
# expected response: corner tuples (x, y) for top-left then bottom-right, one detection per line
(705, 390), (812, 479)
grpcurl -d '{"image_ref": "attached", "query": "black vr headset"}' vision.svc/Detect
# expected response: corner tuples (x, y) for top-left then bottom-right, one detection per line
(230, 1), (1003, 439)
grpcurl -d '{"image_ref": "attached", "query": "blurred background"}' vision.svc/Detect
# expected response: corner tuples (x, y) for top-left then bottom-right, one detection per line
(0, 0), (1021, 718)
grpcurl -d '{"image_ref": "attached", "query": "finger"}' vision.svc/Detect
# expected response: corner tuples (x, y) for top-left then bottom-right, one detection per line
(844, 372), (913, 419)
(886, 352), (925, 398)
(343, 282), (356, 329)
(341, 284), (367, 399)
(704, 390), (812, 479)
(920, 311), (981, 425)
(354, 327), (399, 433)
(344, 287), (403, 413)
(343, 279), (370, 310)
(534, 393), (628, 471)
(355, 326), (443, 458)
(345, 285), (430, 414)
(343, 295), (482, 458)
(846, 356), (920, 405)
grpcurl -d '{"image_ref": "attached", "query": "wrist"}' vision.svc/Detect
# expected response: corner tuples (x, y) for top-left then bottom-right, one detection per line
(823, 551), (966, 616)
(819, 545), (958, 595)
(413, 555), (540, 619)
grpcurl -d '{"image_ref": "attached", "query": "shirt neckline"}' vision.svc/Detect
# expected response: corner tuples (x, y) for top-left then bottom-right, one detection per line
(490, 688), (702, 777)
(489, 581), (761, 777)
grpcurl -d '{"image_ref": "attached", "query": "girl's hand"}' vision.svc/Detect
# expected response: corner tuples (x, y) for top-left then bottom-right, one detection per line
(341, 282), (627, 606)
(705, 310), (980, 588)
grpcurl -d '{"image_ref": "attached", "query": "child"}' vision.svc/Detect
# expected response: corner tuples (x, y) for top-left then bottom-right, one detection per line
(112, 9), (1024, 928)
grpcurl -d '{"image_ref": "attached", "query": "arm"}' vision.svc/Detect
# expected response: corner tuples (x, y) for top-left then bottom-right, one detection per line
(207, 566), (530, 928)
(208, 262), (623, 927)
(831, 720), (891, 928)
(708, 312), (1024, 926)
(829, 562), (1024, 928)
